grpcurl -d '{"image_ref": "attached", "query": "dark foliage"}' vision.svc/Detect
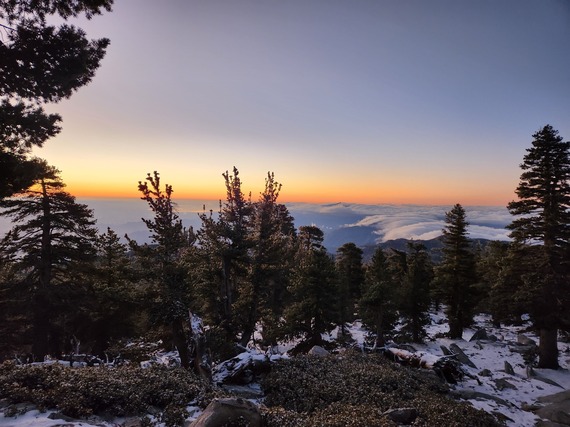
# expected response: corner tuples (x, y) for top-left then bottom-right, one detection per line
(262, 353), (502, 426)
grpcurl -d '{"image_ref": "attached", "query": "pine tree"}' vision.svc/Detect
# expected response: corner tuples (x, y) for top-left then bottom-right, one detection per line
(359, 247), (398, 347)
(395, 243), (433, 343)
(90, 228), (141, 355)
(506, 124), (570, 369)
(127, 172), (195, 369)
(0, 0), (111, 197)
(237, 172), (296, 347)
(335, 242), (364, 339)
(284, 226), (338, 346)
(0, 162), (98, 359)
(433, 204), (479, 339)
(195, 167), (253, 341)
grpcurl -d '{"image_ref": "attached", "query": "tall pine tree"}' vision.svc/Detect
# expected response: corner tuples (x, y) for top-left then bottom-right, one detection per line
(0, 0), (111, 197)
(433, 204), (479, 339)
(359, 247), (398, 347)
(0, 162), (98, 359)
(335, 242), (364, 339)
(127, 172), (195, 369)
(285, 226), (338, 347)
(506, 125), (570, 369)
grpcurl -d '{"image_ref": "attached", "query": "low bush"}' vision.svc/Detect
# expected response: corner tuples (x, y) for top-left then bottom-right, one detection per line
(261, 351), (504, 426)
(0, 361), (223, 426)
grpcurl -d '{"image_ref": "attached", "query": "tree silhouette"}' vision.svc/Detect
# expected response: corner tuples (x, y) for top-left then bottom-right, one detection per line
(0, 162), (98, 359)
(433, 204), (478, 339)
(127, 171), (195, 369)
(0, 0), (111, 198)
(506, 124), (570, 369)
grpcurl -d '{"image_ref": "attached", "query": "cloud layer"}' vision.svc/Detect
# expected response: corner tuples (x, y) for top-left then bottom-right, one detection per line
(287, 203), (511, 248)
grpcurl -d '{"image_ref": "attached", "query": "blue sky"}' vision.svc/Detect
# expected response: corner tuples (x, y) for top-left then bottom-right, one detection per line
(35, 0), (570, 205)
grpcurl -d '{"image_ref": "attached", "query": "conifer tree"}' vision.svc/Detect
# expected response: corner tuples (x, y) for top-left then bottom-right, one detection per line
(196, 167), (253, 341)
(359, 247), (398, 347)
(506, 124), (570, 369)
(0, 0), (111, 197)
(394, 243), (433, 343)
(0, 162), (98, 359)
(285, 226), (338, 346)
(90, 228), (140, 354)
(236, 172), (296, 347)
(335, 242), (364, 338)
(127, 172), (195, 369)
(433, 204), (478, 339)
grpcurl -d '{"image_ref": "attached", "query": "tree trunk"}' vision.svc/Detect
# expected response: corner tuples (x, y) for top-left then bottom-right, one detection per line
(172, 318), (190, 369)
(448, 320), (463, 339)
(537, 328), (559, 369)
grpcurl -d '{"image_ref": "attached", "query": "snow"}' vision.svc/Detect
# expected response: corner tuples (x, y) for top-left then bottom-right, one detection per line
(1, 311), (569, 427)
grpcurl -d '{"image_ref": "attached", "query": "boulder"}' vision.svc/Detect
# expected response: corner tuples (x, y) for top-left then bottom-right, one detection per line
(478, 369), (492, 377)
(189, 398), (261, 427)
(518, 334), (537, 346)
(504, 360), (515, 375)
(382, 408), (418, 424)
(308, 345), (329, 357)
(494, 378), (517, 391)
(469, 329), (488, 342)
(449, 343), (477, 368)
(535, 402), (570, 426)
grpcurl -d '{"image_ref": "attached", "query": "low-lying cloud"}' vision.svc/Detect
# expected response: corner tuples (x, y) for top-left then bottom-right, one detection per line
(287, 203), (511, 248)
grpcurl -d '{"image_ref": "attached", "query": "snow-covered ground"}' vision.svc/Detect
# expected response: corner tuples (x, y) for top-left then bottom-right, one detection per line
(1, 312), (568, 427)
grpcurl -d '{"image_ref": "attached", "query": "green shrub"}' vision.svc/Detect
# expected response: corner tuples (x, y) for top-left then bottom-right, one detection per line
(0, 361), (222, 425)
(262, 352), (503, 426)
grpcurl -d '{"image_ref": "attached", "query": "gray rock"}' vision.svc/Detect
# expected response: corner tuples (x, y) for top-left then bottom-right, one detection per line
(440, 345), (453, 356)
(494, 378), (518, 391)
(450, 390), (510, 407)
(478, 368), (492, 377)
(518, 334), (537, 346)
(47, 412), (76, 422)
(190, 398), (261, 427)
(533, 375), (565, 389)
(504, 360), (515, 375)
(538, 390), (570, 405)
(449, 343), (477, 368)
(535, 420), (570, 427)
(382, 407), (418, 424)
(470, 329), (488, 342)
(535, 402), (570, 426)
(308, 345), (329, 356)
(487, 334), (498, 342)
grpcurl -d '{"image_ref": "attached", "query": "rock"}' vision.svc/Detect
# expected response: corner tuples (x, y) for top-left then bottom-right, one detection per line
(487, 334), (498, 342)
(47, 412), (76, 422)
(533, 375), (565, 389)
(308, 345), (329, 356)
(521, 402), (543, 411)
(440, 345), (453, 356)
(189, 398), (261, 427)
(396, 344), (418, 353)
(122, 418), (143, 427)
(382, 408), (418, 424)
(470, 329), (488, 342)
(450, 390), (510, 407)
(518, 334), (537, 346)
(538, 390), (570, 405)
(449, 343), (477, 368)
(535, 420), (570, 427)
(494, 378), (517, 391)
(535, 402), (570, 426)
(478, 368), (492, 377)
(504, 360), (515, 375)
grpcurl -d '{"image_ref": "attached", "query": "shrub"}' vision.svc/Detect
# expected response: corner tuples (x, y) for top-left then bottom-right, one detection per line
(0, 361), (222, 426)
(261, 352), (503, 426)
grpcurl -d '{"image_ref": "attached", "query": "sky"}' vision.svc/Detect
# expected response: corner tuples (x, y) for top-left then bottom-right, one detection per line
(33, 0), (570, 205)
